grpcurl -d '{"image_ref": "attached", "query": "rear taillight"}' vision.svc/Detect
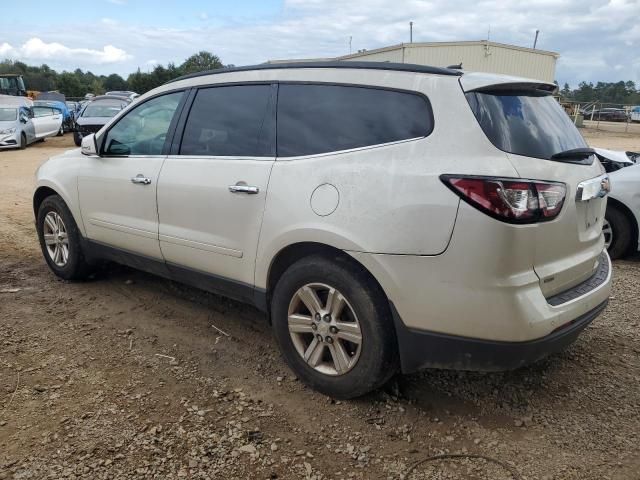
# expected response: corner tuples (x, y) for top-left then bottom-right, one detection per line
(440, 175), (566, 224)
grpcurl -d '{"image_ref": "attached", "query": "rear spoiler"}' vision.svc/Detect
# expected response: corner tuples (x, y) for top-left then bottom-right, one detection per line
(460, 72), (556, 94)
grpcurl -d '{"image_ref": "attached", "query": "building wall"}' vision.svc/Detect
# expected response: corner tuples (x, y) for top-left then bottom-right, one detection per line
(340, 41), (558, 82)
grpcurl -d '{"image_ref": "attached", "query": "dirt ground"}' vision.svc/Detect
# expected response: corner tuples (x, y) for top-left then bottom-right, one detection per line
(1, 133), (639, 480)
(582, 121), (640, 137)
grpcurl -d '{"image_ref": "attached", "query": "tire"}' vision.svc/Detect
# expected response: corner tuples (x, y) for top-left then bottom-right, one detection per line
(73, 132), (82, 147)
(271, 254), (398, 399)
(19, 133), (26, 149)
(36, 195), (92, 280)
(605, 205), (633, 260)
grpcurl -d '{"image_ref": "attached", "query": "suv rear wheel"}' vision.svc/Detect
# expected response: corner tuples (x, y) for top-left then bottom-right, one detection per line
(36, 195), (92, 280)
(271, 255), (398, 399)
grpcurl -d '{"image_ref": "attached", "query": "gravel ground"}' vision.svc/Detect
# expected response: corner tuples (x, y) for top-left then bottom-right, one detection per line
(0, 134), (639, 480)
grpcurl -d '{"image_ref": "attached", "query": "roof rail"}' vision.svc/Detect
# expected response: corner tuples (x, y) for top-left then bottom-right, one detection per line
(165, 61), (463, 84)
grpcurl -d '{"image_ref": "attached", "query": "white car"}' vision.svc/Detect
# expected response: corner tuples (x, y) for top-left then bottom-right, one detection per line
(33, 62), (612, 398)
(603, 163), (640, 258)
(631, 106), (640, 123)
(0, 95), (63, 149)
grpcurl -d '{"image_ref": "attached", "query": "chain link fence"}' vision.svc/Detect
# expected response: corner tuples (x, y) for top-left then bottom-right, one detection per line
(560, 100), (640, 134)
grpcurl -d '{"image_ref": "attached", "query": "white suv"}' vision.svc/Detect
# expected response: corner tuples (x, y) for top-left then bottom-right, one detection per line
(34, 62), (612, 398)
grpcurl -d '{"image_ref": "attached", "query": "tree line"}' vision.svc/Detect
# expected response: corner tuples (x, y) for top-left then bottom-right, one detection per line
(0, 51), (225, 98)
(559, 81), (640, 105)
(2, 52), (639, 106)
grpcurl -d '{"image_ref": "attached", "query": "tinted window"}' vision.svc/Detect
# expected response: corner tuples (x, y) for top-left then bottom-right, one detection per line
(180, 85), (274, 157)
(104, 91), (184, 156)
(277, 84), (432, 157)
(466, 91), (588, 160)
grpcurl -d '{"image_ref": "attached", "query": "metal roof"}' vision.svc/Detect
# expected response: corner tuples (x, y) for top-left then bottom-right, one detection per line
(166, 61), (463, 84)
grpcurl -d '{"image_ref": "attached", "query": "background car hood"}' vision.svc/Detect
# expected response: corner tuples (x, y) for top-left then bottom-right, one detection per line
(594, 147), (635, 165)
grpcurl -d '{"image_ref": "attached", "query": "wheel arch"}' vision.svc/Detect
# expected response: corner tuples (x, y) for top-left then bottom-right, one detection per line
(33, 186), (60, 217)
(33, 182), (86, 237)
(607, 197), (640, 253)
(264, 241), (391, 318)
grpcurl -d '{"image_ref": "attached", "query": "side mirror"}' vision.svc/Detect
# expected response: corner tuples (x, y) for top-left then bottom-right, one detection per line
(81, 134), (99, 157)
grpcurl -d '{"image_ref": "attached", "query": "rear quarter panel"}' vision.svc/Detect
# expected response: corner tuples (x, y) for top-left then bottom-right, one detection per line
(254, 71), (520, 289)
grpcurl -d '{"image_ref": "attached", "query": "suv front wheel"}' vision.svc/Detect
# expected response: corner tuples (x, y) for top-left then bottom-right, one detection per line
(36, 195), (92, 280)
(271, 255), (398, 399)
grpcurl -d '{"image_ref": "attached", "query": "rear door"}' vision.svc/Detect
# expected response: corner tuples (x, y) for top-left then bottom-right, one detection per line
(157, 84), (276, 298)
(463, 81), (608, 297)
(32, 106), (62, 138)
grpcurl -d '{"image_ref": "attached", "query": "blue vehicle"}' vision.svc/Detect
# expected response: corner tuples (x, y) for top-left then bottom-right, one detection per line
(34, 95), (73, 133)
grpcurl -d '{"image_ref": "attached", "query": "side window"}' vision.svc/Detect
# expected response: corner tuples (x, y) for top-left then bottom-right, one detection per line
(277, 84), (433, 157)
(33, 107), (53, 118)
(180, 85), (275, 157)
(103, 91), (184, 156)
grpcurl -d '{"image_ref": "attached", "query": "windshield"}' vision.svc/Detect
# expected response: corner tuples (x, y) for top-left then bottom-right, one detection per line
(466, 90), (588, 160)
(0, 108), (17, 121)
(82, 102), (124, 118)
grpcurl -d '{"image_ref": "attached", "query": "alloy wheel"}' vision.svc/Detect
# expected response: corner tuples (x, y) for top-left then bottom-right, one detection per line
(287, 283), (363, 376)
(602, 218), (613, 250)
(43, 211), (69, 267)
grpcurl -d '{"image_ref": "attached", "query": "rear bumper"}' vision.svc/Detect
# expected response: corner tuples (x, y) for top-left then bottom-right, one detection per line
(391, 300), (608, 373)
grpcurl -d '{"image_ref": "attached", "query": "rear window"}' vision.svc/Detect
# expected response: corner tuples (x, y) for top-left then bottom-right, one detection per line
(83, 102), (126, 118)
(466, 90), (588, 160)
(277, 84), (433, 157)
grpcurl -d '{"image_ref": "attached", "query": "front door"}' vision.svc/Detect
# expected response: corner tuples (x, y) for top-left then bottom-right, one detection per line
(157, 84), (276, 295)
(77, 91), (186, 260)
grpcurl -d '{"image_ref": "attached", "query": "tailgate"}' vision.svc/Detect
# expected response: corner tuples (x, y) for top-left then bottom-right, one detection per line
(463, 79), (609, 298)
(508, 155), (607, 296)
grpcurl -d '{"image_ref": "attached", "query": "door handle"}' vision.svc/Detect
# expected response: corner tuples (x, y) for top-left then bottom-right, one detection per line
(131, 174), (152, 185)
(229, 184), (259, 194)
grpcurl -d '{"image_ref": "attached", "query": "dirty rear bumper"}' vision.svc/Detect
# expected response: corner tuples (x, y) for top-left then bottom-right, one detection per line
(392, 300), (608, 374)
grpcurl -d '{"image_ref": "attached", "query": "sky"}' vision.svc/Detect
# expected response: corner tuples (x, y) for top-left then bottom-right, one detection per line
(0, 0), (638, 87)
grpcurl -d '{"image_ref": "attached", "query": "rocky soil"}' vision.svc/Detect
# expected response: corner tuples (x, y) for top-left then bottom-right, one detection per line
(1, 134), (639, 479)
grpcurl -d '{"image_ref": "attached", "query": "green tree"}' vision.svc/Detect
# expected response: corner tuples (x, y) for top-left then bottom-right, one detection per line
(104, 73), (128, 92)
(180, 51), (223, 75)
(56, 72), (84, 97)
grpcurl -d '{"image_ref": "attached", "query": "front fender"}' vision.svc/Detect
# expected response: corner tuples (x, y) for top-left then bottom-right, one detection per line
(34, 151), (86, 235)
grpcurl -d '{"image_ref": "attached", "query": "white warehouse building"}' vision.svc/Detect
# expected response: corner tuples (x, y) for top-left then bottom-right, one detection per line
(269, 40), (559, 83)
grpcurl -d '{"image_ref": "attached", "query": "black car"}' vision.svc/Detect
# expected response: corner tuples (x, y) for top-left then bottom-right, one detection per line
(583, 107), (629, 122)
(74, 96), (131, 146)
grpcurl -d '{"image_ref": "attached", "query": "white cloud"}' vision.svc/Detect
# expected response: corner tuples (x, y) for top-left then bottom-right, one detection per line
(198, 12), (209, 21)
(0, 38), (132, 65)
(1, 0), (638, 86)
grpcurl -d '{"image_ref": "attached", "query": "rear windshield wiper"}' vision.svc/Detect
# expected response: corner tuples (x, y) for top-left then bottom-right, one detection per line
(550, 147), (595, 160)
